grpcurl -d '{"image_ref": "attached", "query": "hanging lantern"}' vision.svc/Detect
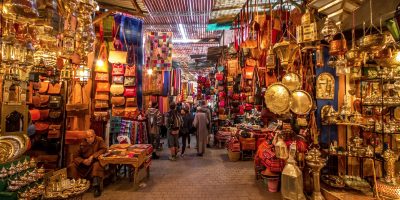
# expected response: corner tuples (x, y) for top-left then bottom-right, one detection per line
(329, 33), (347, 56)
(273, 39), (299, 68)
(296, 8), (319, 49)
(266, 47), (276, 69)
(320, 18), (339, 41)
(315, 44), (325, 67)
(3, 0), (39, 20)
(281, 142), (306, 200)
(61, 62), (72, 80)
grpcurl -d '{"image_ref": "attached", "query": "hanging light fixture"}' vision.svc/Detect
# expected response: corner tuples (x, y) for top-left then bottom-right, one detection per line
(281, 142), (306, 200)
(273, 39), (299, 68)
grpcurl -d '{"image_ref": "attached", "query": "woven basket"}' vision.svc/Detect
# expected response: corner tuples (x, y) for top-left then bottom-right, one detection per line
(376, 180), (400, 199)
(228, 150), (240, 162)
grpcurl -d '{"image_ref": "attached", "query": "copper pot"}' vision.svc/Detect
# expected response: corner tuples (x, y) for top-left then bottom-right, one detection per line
(358, 33), (385, 51)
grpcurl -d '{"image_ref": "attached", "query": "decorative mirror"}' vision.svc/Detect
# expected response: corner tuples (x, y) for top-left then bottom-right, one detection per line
(316, 72), (335, 100)
(3, 80), (27, 104)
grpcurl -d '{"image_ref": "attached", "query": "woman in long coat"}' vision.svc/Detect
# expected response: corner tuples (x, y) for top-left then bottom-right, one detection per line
(193, 107), (209, 156)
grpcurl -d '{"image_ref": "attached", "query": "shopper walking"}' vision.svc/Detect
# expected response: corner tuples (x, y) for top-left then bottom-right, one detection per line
(193, 107), (209, 156)
(201, 101), (212, 147)
(165, 102), (182, 161)
(180, 107), (193, 157)
(146, 102), (163, 159)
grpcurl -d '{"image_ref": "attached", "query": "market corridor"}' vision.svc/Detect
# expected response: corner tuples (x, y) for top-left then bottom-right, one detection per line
(84, 137), (279, 200)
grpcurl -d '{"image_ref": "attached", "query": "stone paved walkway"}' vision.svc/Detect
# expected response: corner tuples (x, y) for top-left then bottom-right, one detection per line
(84, 137), (281, 200)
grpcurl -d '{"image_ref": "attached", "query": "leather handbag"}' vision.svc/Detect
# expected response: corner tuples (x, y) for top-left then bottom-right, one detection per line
(218, 100), (225, 108)
(48, 83), (61, 94)
(110, 84), (124, 96)
(40, 95), (50, 106)
(94, 92), (109, 100)
(124, 87), (136, 97)
(112, 108), (125, 117)
(216, 72), (224, 81)
(48, 125), (61, 139)
(29, 109), (40, 121)
(39, 82), (49, 94)
(96, 82), (110, 92)
(32, 95), (41, 107)
(109, 25), (128, 64)
(111, 96), (125, 106)
(112, 76), (124, 84)
(124, 107), (138, 119)
(95, 100), (109, 109)
(125, 65), (136, 76)
(94, 42), (108, 72)
(95, 73), (109, 81)
(35, 122), (49, 134)
(49, 110), (62, 119)
(125, 98), (137, 107)
(112, 64), (125, 75)
(124, 77), (135, 86)
(244, 66), (255, 79)
(49, 96), (62, 108)
(93, 111), (109, 122)
(39, 109), (50, 120)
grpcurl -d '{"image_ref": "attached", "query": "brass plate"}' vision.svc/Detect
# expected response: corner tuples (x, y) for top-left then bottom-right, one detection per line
(0, 140), (15, 163)
(264, 83), (291, 115)
(394, 107), (400, 120)
(290, 90), (313, 115)
(316, 72), (335, 100)
(0, 135), (26, 157)
(282, 72), (302, 91)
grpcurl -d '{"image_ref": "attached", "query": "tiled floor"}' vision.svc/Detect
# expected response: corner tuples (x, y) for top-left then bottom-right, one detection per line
(84, 137), (281, 200)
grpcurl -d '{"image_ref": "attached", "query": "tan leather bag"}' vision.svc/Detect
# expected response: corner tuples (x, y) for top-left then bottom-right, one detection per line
(48, 125), (61, 139)
(39, 81), (49, 93)
(111, 96), (125, 106)
(125, 98), (137, 107)
(124, 107), (138, 119)
(110, 84), (124, 96)
(96, 82), (110, 92)
(112, 108), (125, 117)
(95, 92), (109, 100)
(48, 83), (61, 94)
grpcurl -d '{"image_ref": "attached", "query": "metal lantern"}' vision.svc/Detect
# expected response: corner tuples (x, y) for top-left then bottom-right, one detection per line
(273, 39), (299, 68)
(296, 9), (319, 46)
(266, 47), (276, 69)
(320, 18), (339, 41)
(281, 142), (306, 200)
(275, 134), (289, 159)
(305, 148), (327, 200)
(3, 0), (39, 20)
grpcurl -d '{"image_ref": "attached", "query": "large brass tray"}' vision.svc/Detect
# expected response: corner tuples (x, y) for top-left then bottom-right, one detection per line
(0, 140), (15, 163)
(282, 72), (302, 91)
(264, 83), (291, 114)
(290, 90), (313, 115)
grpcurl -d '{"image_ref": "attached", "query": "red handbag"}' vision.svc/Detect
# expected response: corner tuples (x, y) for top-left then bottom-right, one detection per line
(29, 109), (40, 121)
(219, 92), (226, 98)
(112, 64), (125, 75)
(124, 87), (136, 97)
(232, 94), (240, 100)
(239, 105), (245, 115)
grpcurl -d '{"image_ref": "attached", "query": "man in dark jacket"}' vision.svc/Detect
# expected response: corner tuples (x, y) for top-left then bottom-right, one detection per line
(68, 129), (107, 197)
(146, 102), (163, 159)
(180, 107), (193, 157)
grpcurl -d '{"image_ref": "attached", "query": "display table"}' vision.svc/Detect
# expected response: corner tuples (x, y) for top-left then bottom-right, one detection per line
(98, 144), (152, 190)
(321, 186), (375, 200)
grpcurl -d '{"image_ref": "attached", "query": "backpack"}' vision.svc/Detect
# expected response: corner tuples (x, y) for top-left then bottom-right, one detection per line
(168, 111), (182, 130)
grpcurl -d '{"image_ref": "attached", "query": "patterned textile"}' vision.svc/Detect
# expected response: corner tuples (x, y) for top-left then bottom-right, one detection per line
(145, 32), (173, 71)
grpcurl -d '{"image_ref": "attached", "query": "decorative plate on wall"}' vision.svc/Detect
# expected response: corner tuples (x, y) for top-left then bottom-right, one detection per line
(264, 83), (291, 115)
(290, 90), (313, 115)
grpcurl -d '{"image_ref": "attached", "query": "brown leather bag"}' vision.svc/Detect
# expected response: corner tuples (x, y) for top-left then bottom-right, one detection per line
(111, 96), (125, 106)
(95, 92), (109, 100)
(95, 100), (109, 108)
(96, 82), (110, 92)
(32, 95), (41, 107)
(124, 107), (138, 119)
(39, 81), (49, 93)
(95, 73), (109, 81)
(40, 95), (50, 106)
(48, 125), (61, 138)
(35, 122), (49, 133)
(39, 109), (50, 120)
(49, 110), (62, 119)
(93, 111), (109, 122)
(29, 109), (41, 121)
(125, 98), (137, 107)
(48, 83), (61, 94)
(112, 108), (125, 117)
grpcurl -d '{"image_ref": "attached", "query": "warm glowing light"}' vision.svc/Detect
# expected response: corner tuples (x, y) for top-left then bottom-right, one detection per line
(96, 59), (104, 67)
(147, 68), (153, 75)
(395, 51), (400, 62)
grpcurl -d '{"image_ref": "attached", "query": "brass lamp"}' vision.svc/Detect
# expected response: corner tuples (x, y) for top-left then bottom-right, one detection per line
(273, 39), (299, 68)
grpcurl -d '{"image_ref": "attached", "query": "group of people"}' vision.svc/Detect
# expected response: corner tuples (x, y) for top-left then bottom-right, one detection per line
(65, 101), (213, 198)
(146, 100), (212, 161)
